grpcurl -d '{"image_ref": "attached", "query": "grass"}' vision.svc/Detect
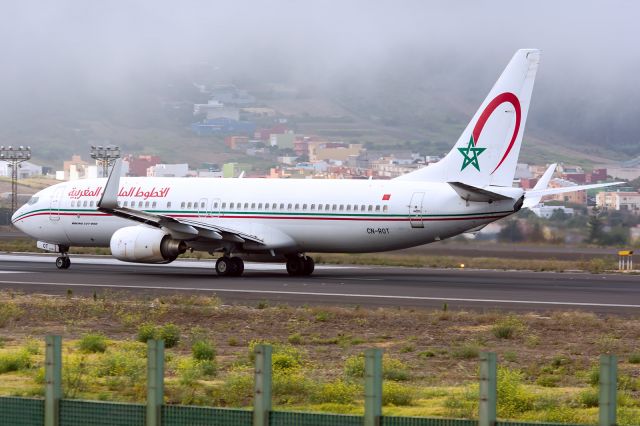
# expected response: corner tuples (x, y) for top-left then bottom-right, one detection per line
(0, 291), (640, 423)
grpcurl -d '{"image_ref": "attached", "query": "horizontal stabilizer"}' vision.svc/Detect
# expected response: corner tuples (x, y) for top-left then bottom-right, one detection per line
(522, 163), (556, 208)
(448, 182), (514, 202)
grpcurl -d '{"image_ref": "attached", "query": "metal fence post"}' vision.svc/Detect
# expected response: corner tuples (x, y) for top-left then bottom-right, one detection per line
(253, 344), (272, 426)
(479, 352), (497, 426)
(364, 348), (383, 426)
(146, 339), (164, 426)
(44, 335), (62, 426)
(599, 354), (617, 426)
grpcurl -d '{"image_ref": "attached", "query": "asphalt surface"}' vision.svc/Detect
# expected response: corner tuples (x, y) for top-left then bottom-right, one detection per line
(0, 254), (638, 314)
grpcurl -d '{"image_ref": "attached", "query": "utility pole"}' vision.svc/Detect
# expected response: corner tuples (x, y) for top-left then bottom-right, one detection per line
(0, 145), (31, 214)
(90, 145), (120, 177)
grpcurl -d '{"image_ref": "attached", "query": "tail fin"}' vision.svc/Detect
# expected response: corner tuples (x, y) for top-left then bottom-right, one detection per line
(396, 49), (540, 187)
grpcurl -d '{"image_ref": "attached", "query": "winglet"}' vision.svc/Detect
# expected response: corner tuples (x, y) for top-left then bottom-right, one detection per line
(522, 163), (556, 208)
(97, 159), (123, 210)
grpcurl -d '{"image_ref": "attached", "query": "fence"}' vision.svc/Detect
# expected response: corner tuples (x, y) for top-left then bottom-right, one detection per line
(0, 335), (627, 426)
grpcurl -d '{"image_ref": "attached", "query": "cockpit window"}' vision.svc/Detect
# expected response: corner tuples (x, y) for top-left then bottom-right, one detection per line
(27, 196), (39, 205)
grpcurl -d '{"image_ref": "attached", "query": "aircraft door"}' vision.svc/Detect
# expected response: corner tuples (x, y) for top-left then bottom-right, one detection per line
(49, 187), (63, 222)
(197, 197), (209, 218)
(409, 192), (425, 228)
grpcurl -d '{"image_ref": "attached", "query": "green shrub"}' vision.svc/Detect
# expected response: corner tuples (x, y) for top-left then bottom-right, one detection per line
(314, 311), (333, 322)
(382, 382), (414, 406)
(536, 374), (560, 387)
(418, 350), (435, 359)
(343, 354), (409, 381)
(287, 333), (303, 345)
(218, 373), (253, 406)
(0, 350), (31, 374)
(312, 380), (358, 404)
(452, 344), (480, 360)
(497, 367), (534, 417)
(492, 317), (524, 339)
(247, 340), (303, 364)
(192, 340), (216, 361)
(158, 323), (181, 348)
(628, 353), (640, 364)
(78, 333), (107, 353)
(577, 388), (599, 407)
(272, 353), (301, 372)
(588, 367), (600, 386)
(400, 345), (415, 353)
(197, 359), (217, 377)
(272, 370), (313, 404)
(137, 323), (157, 343)
(0, 302), (23, 327)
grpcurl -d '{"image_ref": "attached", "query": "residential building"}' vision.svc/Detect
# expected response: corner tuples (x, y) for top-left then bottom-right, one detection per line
(124, 155), (161, 177)
(530, 205), (575, 218)
(0, 161), (42, 178)
(225, 136), (250, 150)
(270, 132), (295, 149)
(542, 178), (587, 205)
(191, 118), (256, 136)
(308, 142), (363, 162)
(147, 164), (189, 177)
(596, 191), (640, 214)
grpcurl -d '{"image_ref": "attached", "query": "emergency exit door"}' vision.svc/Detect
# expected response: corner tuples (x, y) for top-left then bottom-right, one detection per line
(409, 192), (424, 228)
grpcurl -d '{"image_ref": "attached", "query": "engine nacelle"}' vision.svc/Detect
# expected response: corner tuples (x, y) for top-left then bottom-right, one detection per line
(110, 226), (186, 264)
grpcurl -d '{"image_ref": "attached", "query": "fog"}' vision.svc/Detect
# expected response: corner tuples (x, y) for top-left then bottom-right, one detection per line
(1, 1), (638, 159)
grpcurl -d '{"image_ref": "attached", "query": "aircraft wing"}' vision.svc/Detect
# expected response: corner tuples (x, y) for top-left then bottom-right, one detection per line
(97, 160), (264, 245)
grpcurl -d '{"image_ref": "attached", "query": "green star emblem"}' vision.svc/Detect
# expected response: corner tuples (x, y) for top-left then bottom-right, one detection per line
(457, 136), (486, 171)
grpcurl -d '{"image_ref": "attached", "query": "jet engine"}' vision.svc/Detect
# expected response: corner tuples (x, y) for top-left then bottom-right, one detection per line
(110, 226), (187, 263)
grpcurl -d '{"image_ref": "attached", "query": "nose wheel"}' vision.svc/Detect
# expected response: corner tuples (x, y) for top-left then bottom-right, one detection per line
(55, 255), (71, 270)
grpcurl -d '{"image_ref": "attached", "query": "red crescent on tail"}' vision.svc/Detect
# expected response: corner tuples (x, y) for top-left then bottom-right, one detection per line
(471, 92), (521, 174)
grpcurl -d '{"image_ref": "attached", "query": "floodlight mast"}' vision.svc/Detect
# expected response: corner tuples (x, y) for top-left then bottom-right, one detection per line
(90, 145), (121, 177)
(0, 145), (32, 214)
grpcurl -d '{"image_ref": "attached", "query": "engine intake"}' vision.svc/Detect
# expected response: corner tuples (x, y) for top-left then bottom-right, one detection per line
(110, 226), (186, 264)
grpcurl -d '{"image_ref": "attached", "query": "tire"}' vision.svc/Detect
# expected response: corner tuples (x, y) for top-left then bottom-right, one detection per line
(286, 257), (305, 276)
(216, 257), (234, 276)
(302, 256), (315, 276)
(55, 257), (65, 269)
(230, 257), (244, 277)
(63, 257), (71, 269)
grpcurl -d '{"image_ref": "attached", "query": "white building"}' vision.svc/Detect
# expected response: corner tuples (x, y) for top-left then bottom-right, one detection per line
(147, 163), (189, 177)
(0, 161), (43, 178)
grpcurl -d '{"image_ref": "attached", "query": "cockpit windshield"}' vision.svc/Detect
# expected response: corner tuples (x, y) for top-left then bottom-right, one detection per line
(27, 196), (39, 205)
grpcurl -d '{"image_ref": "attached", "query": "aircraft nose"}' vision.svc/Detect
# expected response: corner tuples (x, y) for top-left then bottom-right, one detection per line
(11, 209), (24, 230)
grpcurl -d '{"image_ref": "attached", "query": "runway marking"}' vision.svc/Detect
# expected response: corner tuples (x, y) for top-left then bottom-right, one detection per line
(0, 271), (26, 274)
(0, 280), (639, 309)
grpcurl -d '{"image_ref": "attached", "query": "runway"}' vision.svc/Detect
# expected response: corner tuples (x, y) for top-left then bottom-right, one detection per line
(0, 253), (638, 314)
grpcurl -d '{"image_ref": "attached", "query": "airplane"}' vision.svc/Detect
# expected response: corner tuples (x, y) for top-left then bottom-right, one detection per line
(11, 49), (622, 276)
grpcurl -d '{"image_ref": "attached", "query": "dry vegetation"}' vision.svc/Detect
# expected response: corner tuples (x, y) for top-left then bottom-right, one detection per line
(0, 291), (639, 423)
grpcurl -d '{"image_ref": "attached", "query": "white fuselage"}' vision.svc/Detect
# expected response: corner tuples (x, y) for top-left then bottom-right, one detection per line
(12, 177), (518, 254)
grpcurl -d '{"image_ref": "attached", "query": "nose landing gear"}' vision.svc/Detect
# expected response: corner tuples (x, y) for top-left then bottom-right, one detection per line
(55, 250), (71, 270)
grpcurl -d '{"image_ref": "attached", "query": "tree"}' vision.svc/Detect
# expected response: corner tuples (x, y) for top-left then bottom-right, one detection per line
(587, 206), (604, 244)
(498, 219), (524, 242)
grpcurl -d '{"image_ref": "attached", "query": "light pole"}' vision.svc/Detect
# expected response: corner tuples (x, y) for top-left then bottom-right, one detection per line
(0, 145), (31, 214)
(90, 145), (120, 177)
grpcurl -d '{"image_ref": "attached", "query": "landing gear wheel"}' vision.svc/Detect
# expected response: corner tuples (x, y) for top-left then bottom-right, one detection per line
(286, 257), (305, 276)
(56, 256), (70, 270)
(302, 256), (315, 276)
(230, 256), (244, 277)
(215, 257), (235, 276)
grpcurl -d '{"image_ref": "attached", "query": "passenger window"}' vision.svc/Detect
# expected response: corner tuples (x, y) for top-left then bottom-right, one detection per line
(200, 202), (205, 208)
(244, 203), (249, 209)
(272, 203), (277, 209)
(213, 202), (218, 208)
(152, 202), (157, 208)
(317, 204), (323, 211)
(137, 201), (142, 208)
(332, 204), (337, 211)
(221, 202), (226, 209)
(187, 202), (192, 208)
(167, 202), (171, 208)
(361, 205), (366, 211)
(90, 201), (94, 207)
(280, 203), (284, 209)
(264, 203), (269, 210)
(368, 205), (373, 211)
(311, 204), (315, 210)
(251, 203), (256, 209)
(325, 204), (330, 210)
(230, 202), (234, 209)
(83, 201), (88, 207)
(383, 205), (388, 212)
(181, 202), (186, 208)
(258, 203), (262, 209)
(71, 200), (75, 207)
(295, 204), (299, 210)
(287, 203), (292, 210)
(346, 205), (351, 211)
(339, 204), (344, 211)
(145, 201), (150, 208)
(375, 205), (380, 212)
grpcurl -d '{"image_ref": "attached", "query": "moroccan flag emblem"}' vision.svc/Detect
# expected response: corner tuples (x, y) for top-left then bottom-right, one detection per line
(382, 194), (391, 201)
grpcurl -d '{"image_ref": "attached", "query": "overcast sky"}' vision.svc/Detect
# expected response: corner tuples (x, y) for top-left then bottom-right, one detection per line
(1, 0), (638, 151)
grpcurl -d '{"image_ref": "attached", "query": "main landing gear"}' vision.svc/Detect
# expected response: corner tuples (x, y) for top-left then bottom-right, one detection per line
(286, 255), (314, 276)
(215, 256), (244, 277)
(55, 252), (71, 270)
